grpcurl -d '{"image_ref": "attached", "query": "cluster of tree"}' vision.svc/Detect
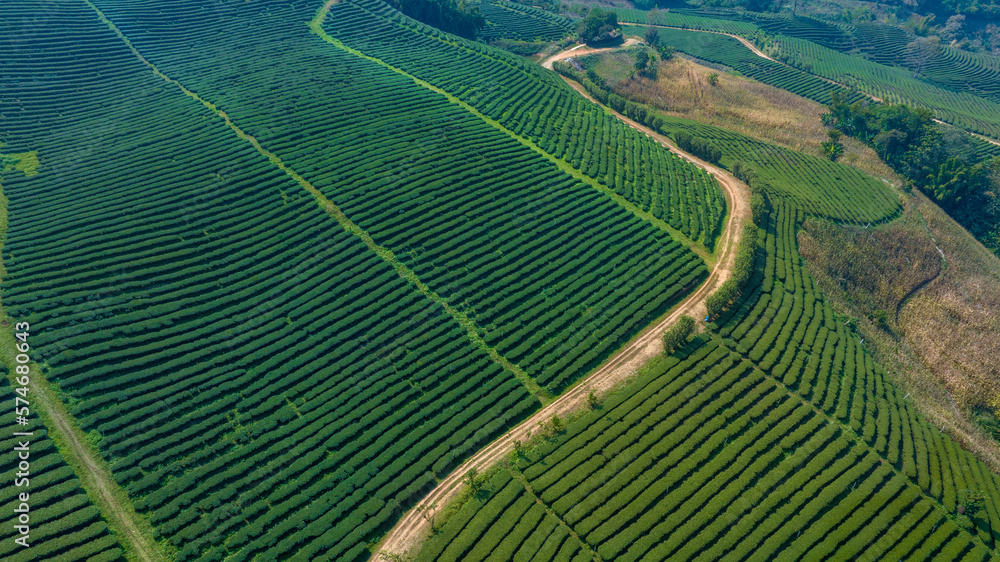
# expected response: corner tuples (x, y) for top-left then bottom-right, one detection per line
(674, 131), (723, 164)
(821, 129), (845, 161)
(561, 67), (667, 130)
(730, 161), (768, 225)
(824, 93), (1000, 254)
(662, 315), (695, 354)
(386, 0), (485, 39)
(644, 27), (676, 61)
(579, 8), (622, 45)
(633, 49), (658, 79)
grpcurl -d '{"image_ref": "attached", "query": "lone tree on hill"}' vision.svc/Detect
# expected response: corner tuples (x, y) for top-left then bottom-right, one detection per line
(645, 27), (660, 47)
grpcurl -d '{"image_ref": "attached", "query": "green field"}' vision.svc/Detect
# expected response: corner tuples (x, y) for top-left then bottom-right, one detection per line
(3, 0), (1000, 560)
(627, 26), (868, 107)
(0, 0), (722, 559)
(0, 372), (125, 561)
(651, 115), (900, 223)
(686, 12), (1000, 107)
(323, 0), (727, 248)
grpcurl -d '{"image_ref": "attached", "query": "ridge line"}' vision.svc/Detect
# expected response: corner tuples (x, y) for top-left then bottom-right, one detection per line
(511, 466), (604, 561)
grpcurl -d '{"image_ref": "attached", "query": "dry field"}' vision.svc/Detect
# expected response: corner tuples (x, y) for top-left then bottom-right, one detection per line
(596, 52), (902, 183)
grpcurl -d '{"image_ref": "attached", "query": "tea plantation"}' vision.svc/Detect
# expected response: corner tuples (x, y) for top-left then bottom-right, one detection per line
(418, 197), (1000, 562)
(475, 0), (574, 42)
(0, 373), (125, 561)
(651, 115), (899, 224)
(3, 0), (999, 560)
(0, 0), (720, 559)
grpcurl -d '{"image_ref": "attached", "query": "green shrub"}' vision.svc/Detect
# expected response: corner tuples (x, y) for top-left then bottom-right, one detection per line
(662, 315), (695, 355)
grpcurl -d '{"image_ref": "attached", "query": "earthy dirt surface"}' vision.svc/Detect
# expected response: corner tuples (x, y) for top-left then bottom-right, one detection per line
(31, 375), (161, 562)
(541, 37), (640, 69)
(372, 76), (750, 562)
(645, 24), (776, 62)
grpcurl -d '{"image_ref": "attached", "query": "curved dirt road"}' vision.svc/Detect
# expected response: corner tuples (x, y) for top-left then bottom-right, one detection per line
(541, 37), (640, 69)
(642, 23), (775, 61)
(373, 76), (750, 562)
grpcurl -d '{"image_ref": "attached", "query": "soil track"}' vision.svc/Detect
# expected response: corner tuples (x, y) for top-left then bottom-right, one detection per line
(541, 37), (640, 69)
(644, 24), (775, 61)
(372, 73), (750, 562)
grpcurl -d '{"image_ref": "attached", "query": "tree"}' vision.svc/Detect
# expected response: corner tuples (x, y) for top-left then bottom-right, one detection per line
(657, 45), (675, 60)
(908, 13), (937, 37)
(942, 14), (966, 41)
(965, 489), (986, 517)
(388, 0), (485, 39)
(635, 50), (649, 72)
(906, 35), (942, 77)
(750, 193), (766, 224)
(732, 160), (757, 187)
(463, 468), (483, 495)
(579, 8), (621, 45)
(662, 315), (696, 355)
(634, 50), (657, 79)
(822, 129), (845, 161)
(708, 72), (720, 86)
(645, 27), (660, 47)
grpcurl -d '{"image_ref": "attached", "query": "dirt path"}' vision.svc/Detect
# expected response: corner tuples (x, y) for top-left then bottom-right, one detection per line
(932, 118), (1000, 147)
(641, 23), (776, 62)
(0, 154), (162, 560)
(541, 37), (640, 69)
(28, 371), (162, 562)
(372, 77), (750, 562)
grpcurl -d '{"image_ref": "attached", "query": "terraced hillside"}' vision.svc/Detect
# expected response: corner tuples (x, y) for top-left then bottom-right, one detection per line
(0, 0), (724, 559)
(86, 0), (718, 392)
(613, 10), (1000, 142)
(416, 197), (1000, 562)
(679, 12), (1000, 108)
(0, 156), (130, 562)
(628, 26), (867, 107)
(475, 0), (574, 42)
(651, 116), (899, 223)
(319, 0), (727, 249)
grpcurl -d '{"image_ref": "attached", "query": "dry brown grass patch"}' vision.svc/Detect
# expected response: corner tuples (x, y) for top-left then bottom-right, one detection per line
(610, 55), (901, 183)
(801, 191), (1000, 471)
